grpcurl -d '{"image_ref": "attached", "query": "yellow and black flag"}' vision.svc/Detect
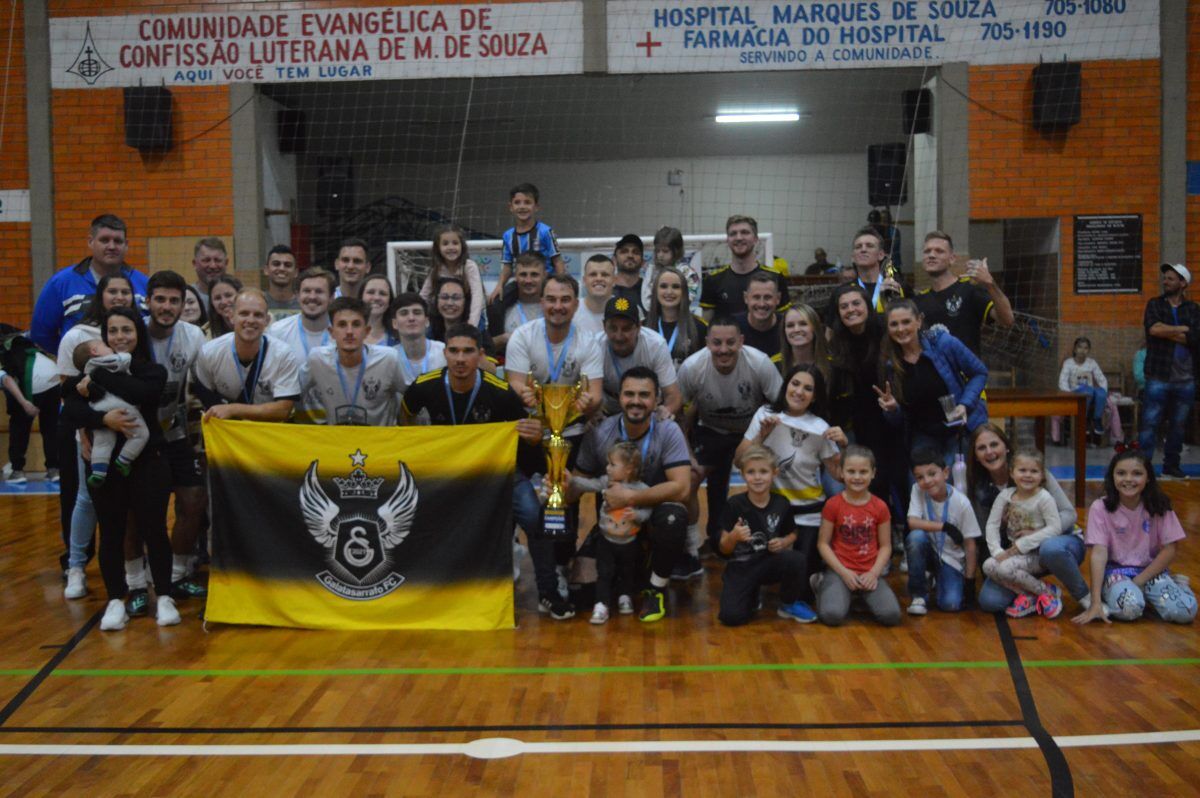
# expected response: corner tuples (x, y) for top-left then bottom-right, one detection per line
(203, 418), (517, 631)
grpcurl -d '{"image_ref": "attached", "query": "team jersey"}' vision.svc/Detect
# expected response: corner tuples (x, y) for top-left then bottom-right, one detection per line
(719, 492), (796, 563)
(268, 314), (331, 422)
(304, 344), (405, 426)
(734, 313), (783, 361)
(501, 222), (559, 273)
(676, 346), (782, 435)
(575, 413), (691, 488)
(504, 301), (543, 334)
(596, 327), (677, 416)
(402, 367), (542, 474)
(699, 265), (790, 317)
(505, 318), (604, 437)
(147, 321), (205, 442)
(914, 277), (993, 354)
(743, 406), (840, 526)
(393, 339), (447, 388)
(194, 332), (302, 406)
(573, 304), (605, 338)
(265, 295), (301, 323)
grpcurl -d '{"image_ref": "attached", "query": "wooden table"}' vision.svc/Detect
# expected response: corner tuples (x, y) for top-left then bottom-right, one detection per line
(986, 389), (1088, 507)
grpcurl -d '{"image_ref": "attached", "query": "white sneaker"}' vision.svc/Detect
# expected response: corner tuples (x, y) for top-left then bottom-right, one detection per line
(590, 602), (610, 625)
(100, 599), (129, 631)
(64, 567), (87, 599)
(512, 540), (527, 582)
(899, 554), (909, 573)
(156, 595), (181, 626)
(907, 597), (928, 616)
(617, 594), (634, 615)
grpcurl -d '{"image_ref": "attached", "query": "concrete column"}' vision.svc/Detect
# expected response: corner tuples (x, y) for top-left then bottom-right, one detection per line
(1159, 1), (1186, 265)
(24, 0), (55, 292)
(936, 61), (971, 256)
(582, 0), (607, 74)
(229, 83), (263, 278)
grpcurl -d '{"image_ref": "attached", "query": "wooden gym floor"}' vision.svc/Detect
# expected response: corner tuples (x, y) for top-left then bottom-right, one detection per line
(0, 480), (1197, 797)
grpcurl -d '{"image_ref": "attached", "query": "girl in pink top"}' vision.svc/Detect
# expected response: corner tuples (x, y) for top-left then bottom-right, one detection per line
(1073, 451), (1196, 624)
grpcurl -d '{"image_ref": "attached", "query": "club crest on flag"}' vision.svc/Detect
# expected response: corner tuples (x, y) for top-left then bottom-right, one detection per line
(299, 449), (418, 601)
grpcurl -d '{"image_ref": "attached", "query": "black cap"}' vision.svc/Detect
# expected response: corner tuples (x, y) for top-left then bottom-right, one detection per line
(604, 295), (640, 323)
(614, 233), (644, 254)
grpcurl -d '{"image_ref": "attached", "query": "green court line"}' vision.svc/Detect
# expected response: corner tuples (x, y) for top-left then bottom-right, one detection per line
(0, 657), (1197, 678)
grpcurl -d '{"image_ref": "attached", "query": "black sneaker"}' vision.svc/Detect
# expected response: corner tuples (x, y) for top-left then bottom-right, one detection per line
(670, 554), (704, 581)
(1162, 464), (1186, 479)
(125, 588), (149, 617)
(638, 588), (666, 623)
(538, 595), (575, 620)
(171, 577), (208, 599)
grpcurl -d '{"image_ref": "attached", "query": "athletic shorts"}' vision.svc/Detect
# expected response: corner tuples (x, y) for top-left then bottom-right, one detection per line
(163, 438), (204, 488)
(689, 424), (742, 469)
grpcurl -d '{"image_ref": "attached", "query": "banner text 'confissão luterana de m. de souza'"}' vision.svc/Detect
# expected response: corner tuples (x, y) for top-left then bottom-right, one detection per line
(608, 1), (1158, 73)
(51, 3), (583, 88)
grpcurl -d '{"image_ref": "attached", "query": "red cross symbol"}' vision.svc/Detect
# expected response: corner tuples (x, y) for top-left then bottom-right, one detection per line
(636, 32), (662, 58)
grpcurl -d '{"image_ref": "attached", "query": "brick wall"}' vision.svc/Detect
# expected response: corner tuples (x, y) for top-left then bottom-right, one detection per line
(0, 6), (31, 325)
(50, 85), (234, 273)
(969, 60), (1162, 374)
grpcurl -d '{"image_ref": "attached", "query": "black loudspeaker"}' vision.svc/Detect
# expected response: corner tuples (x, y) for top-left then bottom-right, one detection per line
(902, 88), (932, 135)
(868, 143), (908, 207)
(123, 87), (173, 151)
(1032, 62), (1081, 132)
(277, 109), (306, 154)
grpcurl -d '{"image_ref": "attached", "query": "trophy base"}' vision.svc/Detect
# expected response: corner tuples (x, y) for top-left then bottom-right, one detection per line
(541, 506), (571, 539)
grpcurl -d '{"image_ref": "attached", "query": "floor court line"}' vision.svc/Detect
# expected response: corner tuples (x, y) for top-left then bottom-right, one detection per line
(0, 729), (1196, 759)
(0, 657), (1196, 679)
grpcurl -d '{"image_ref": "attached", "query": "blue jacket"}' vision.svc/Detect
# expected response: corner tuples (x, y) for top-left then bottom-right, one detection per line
(30, 259), (148, 352)
(886, 326), (989, 432)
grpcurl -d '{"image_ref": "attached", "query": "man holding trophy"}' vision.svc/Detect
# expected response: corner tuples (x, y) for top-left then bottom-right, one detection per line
(506, 274), (604, 620)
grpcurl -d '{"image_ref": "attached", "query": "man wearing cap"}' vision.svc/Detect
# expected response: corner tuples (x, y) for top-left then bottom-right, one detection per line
(1141, 263), (1200, 478)
(612, 234), (647, 313)
(598, 295), (681, 417)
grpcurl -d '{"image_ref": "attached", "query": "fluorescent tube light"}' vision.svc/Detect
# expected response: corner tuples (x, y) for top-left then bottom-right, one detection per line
(714, 112), (800, 124)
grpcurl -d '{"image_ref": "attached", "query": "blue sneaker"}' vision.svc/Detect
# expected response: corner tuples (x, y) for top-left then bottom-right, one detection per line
(777, 600), (817, 623)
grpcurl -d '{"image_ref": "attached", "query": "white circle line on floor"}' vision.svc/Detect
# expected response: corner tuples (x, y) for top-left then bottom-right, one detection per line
(0, 729), (1196, 758)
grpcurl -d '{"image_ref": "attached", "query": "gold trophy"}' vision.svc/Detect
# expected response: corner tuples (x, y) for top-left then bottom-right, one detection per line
(528, 372), (584, 538)
(881, 255), (901, 301)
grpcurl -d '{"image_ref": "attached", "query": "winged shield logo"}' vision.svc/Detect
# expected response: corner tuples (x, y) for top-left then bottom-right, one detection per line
(299, 451), (418, 600)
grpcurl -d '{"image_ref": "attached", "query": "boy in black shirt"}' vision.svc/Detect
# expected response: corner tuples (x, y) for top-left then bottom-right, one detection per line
(717, 445), (815, 626)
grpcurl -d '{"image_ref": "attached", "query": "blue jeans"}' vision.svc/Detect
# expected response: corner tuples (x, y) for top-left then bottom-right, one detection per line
(978, 534), (1087, 612)
(1139, 379), (1195, 468)
(1072, 384), (1108, 425)
(905, 529), (965, 611)
(67, 451), (97, 569)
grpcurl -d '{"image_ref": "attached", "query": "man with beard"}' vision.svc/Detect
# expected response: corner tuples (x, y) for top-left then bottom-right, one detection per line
(573, 367), (691, 622)
(305, 297), (405, 426)
(678, 318), (783, 575)
(194, 289), (301, 422)
(598, 296), (680, 417)
(612, 234), (647, 313)
(141, 270), (209, 601)
(269, 268), (335, 423)
(735, 272), (784, 361)
(505, 274), (604, 620)
(190, 237), (229, 311)
(700, 215), (790, 320)
(1141, 263), (1200, 478)
(913, 230), (1013, 356)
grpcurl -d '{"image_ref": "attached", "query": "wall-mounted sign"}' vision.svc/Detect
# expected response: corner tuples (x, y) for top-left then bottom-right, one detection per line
(1074, 214), (1142, 294)
(51, 3), (583, 88)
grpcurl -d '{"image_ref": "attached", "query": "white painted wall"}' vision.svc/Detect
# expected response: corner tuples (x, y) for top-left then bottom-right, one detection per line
(356, 153), (913, 268)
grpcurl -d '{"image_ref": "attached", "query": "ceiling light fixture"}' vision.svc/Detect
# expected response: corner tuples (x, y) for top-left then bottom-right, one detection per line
(714, 111), (801, 124)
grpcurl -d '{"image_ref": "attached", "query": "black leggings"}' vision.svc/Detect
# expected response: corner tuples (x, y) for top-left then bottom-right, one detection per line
(6, 386), (60, 470)
(88, 447), (173, 600)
